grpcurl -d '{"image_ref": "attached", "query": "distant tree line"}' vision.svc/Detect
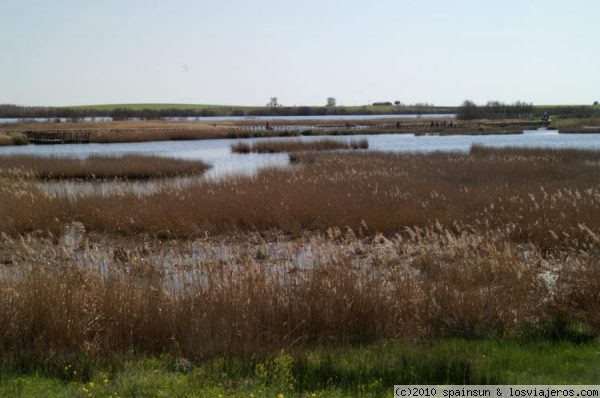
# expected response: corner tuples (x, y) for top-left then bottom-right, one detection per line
(456, 100), (534, 120)
(110, 107), (224, 120)
(0, 104), (106, 119)
(0, 104), (226, 120)
(3, 102), (599, 121)
(0, 103), (453, 120)
(241, 103), (444, 117)
(372, 102), (393, 106)
(531, 106), (600, 118)
(457, 100), (600, 120)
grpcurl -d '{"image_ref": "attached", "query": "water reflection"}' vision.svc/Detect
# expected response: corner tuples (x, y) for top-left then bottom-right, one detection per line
(0, 113), (455, 124)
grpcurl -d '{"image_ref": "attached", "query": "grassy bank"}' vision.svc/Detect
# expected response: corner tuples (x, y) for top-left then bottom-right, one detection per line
(231, 138), (368, 153)
(545, 117), (600, 133)
(0, 155), (210, 180)
(2, 339), (600, 397)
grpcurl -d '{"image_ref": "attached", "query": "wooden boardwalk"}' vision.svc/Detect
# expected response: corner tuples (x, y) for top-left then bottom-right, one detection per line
(24, 130), (91, 144)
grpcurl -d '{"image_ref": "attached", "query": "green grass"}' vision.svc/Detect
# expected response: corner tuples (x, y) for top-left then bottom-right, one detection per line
(534, 104), (595, 109)
(2, 338), (600, 397)
(545, 116), (600, 129)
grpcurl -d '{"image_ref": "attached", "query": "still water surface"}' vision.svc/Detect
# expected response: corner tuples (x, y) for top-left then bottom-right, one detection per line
(0, 113), (454, 124)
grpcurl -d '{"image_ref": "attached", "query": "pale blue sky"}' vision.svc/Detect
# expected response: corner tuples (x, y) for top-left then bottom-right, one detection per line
(1, 0), (598, 106)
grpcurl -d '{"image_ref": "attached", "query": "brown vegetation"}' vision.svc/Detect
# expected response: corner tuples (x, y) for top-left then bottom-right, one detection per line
(469, 144), (600, 162)
(0, 134), (12, 146)
(89, 127), (228, 143)
(0, 145), (599, 367)
(0, 146), (599, 251)
(1, 120), (238, 144)
(231, 138), (369, 153)
(0, 226), (597, 365)
(0, 132), (28, 146)
(0, 118), (549, 145)
(551, 118), (600, 133)
(0, 154), (210, 180)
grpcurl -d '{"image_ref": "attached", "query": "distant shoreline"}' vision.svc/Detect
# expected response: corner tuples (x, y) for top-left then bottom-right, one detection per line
(0, 117), (553, 146)
(0, 103), (454, 120)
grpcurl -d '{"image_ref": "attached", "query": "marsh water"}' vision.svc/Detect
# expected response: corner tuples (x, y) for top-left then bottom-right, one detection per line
(0, 113), (455, 124)
(2, 129), (600, 195)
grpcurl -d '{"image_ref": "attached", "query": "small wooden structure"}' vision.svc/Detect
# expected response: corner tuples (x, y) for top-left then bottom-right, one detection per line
(24, 130), (91, 144)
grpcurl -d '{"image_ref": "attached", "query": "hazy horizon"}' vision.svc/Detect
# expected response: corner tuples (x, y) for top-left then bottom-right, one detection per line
(2, 0), (599, 107)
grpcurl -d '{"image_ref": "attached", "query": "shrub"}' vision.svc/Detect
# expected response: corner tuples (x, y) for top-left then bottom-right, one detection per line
(11, 134), (29, 146)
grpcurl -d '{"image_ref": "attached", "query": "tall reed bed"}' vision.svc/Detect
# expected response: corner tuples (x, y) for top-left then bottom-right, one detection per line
(469, 144), (600, 162)
(1, 120), (239, 143)
(0, 227), (597, 366)
(0, 134), (13, 146)
(1, 145), (600, 371)
(231, 138), (368, 153)
(0, 154), (210, 179)
(2, 147), (599, 250)
(89, 128), (229, 143)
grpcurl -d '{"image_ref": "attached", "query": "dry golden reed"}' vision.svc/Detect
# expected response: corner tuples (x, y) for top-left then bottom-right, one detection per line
(0, 226), (589, 362)
(1, 147), (599, 251)
(0, 154), (210, 180)
(0, 134), (12, 146)
(231, 138), (368, 153)
(0, 145), (599, 365)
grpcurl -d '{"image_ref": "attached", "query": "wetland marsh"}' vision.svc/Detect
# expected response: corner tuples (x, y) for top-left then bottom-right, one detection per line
(2, 132), (600, 396)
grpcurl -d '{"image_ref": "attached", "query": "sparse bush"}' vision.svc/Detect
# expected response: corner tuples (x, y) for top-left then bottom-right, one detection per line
(11, 134), (28, 146)
(231, 141), (251, 153)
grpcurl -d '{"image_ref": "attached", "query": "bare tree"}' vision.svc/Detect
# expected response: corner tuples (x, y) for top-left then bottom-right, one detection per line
(267, 97), (279, 107)
(457, 100), (480, 120)
(326, 97), (336, 107)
